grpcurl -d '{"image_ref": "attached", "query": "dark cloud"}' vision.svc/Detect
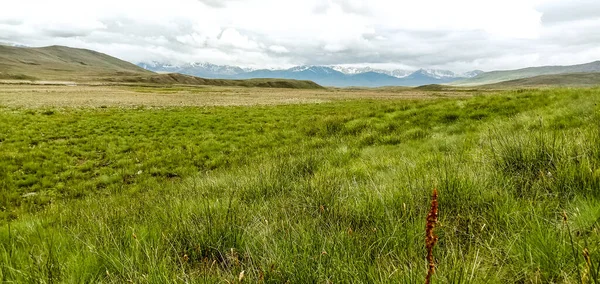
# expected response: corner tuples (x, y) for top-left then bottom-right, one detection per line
(42, 29), (92, 38)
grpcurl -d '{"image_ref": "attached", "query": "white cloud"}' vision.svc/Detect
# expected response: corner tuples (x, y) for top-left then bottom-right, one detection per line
(268, 45), (289, 54)
(0, 0), (598, 71)
(213, 28), (261, 50)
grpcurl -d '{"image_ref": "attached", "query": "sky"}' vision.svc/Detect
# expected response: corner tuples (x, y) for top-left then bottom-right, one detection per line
(1, 0), (599, 72)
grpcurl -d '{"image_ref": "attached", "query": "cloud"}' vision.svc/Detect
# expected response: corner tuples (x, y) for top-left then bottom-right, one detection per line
(0, 19), (21, 25)
(214, 28), (261, 50)
(268, 45), (289, 54)
(197, 0), (237, 8)
(538, 0), (600, 24)
(1, 0), (599, 72)
(42, 30), (92, 38)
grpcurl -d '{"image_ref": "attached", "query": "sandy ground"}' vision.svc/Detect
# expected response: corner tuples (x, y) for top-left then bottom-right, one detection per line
(0, 84), (471, 108)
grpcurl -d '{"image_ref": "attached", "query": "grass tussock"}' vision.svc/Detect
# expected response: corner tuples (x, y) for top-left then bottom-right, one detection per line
(1, 87), (600, 282)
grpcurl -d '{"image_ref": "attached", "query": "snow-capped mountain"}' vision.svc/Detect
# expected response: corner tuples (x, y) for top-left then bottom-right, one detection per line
(138, 61), (248, 78)
(412, 69), (460, 79)
(388, 70), (414, 78)
(0, 42), (28, 48)
(332, 66), (382, 75)
(333, 66), (472, 80)
(290, 66), (337, 74)
(188, 62), (245, 75)
(138, 61), (179, 71)
(461, 70), (484, 78)
(332, 66), (413, 78)
(138, 61), (483, 87)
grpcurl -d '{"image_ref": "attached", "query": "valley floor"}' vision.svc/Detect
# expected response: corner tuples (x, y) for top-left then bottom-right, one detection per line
(0, 84), (464, 108)
(1, 85), (599, 283)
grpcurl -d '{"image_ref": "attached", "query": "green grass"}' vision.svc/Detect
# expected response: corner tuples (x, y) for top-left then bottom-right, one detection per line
(2, 88), (600, 282)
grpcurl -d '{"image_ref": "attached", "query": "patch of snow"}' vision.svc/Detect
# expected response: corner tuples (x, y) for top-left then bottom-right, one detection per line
(416, 69), (459, 79)
(460, 70), (484, 78)
(289, 66), (312, 72)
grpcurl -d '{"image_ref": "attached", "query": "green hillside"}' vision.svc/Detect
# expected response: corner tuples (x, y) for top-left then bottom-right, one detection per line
(0, 45), (152, 81)
(481, 72), (600, 88)
(453, 60), (600, 86)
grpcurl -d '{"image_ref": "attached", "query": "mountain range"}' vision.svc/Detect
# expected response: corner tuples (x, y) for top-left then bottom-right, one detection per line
(1, 44), (599, 88)
(137, 61), (484, 87)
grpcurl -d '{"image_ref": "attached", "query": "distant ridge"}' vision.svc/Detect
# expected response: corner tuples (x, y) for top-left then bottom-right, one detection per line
(453, 61), (600, 86)
(0, 45), (322, 89)
(479, 72), (600, 88)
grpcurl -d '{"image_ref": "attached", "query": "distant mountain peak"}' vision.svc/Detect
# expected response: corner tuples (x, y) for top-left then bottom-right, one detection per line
(413, 69), (459, 79)
(461, 70), (484, 78)
(331, 66), (413, 78)
(139, 61), (179, 69)
(0, 42), (28, 48)
(289, 65), (312, 72)
(288, 66), (337, 74)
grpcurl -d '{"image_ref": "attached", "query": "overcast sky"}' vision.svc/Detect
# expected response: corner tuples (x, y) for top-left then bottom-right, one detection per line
(1, 0), (599, 72)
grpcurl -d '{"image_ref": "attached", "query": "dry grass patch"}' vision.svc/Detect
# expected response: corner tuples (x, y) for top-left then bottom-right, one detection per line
(0, 84), (471, 108)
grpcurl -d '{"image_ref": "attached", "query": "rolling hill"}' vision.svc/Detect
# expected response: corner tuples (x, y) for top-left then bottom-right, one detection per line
(454, 61), (600, 86)
(479, 72), (600, 88)
(0, 45), (152, 81)
(0, 45), (323, 89)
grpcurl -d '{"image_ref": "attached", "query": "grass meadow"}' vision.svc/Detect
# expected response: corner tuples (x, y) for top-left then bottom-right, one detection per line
(1, 87), (600, 283)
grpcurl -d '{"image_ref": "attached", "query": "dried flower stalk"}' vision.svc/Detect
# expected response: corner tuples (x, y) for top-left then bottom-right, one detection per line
(425, 188), (439, 284)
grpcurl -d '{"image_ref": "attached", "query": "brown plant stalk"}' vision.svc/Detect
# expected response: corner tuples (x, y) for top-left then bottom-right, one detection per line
(425, 188), (439, 284)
